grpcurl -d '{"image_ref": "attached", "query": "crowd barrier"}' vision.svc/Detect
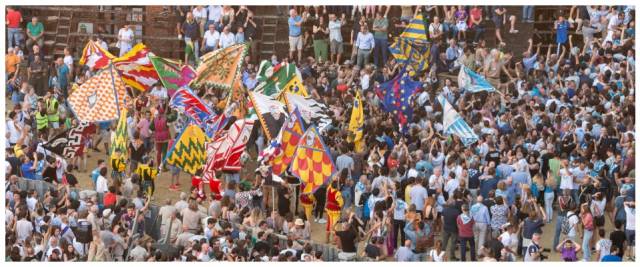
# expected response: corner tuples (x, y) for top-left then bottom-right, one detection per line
(13, 177), (347, 261)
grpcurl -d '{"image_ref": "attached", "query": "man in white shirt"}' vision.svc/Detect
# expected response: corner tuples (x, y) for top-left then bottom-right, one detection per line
(219, 25), (235, 48)
(117, 25), (134, 56)
(149, 83), (168, 101)
(6, 111), (22, 146)
(202, 24), (220, 53)
(95, 168), (109, 194)
(328, 13), (346, 64)
(428, 16), (444, 41)
(207, 5), (223, 32)
(16, 212), (34, 242)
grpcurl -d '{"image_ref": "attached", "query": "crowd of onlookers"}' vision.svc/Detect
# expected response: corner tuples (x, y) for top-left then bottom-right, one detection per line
(5, 5), (637, 262)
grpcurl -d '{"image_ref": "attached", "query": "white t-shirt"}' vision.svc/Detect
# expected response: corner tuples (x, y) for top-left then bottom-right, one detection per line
(150, 86), (168, 100)
(499, 231), (518, 252)
(595, 238), (612, 261)
(219, 32), (235, 48)
(96, 175), (109, 193)
(192, 7), (207, 20)
(559, 168), (574, 190)
(118, 28), (134, 45)
(566, 212), (580, 238)
(16, 219), (34, 242)
(203, 30), (220, 47)
(624, 206), (635, 230)
(429, 249), (445, 261)
(7, 120), (20, 144)
(429, 175), (444, 190)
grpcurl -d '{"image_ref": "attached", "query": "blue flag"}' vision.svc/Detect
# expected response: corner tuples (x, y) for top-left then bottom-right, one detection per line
(437, 95), (479, 147)
(458, 66), (496, 93)
(376, 72), (421, 129)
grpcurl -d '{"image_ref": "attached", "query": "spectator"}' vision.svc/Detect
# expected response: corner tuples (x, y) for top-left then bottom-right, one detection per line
(288, 9), (305, 63)
(25, 16), (44, 51)
(6, 6), (23, 48)
(372, 11), (388, 67)
(117, 24), (135, 56)
(201, 23), (219, 53)
(328, 13), (346, 64)
(354, 23), (374, 68)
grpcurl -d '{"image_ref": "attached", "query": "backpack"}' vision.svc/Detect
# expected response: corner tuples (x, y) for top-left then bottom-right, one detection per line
(561, 213), (577, 235)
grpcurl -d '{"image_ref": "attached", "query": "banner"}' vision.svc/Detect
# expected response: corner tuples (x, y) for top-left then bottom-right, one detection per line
(169, 87), (214, 125)
(282, 92), (332, 132)
(254, 60), (299, 96)
(79, 40), (115, 71)
(438, 95), (479, 147)
(67, 64), (129, 122)
(248, 91), (287, 141)
(42, 122), (91, 159)
(458, 65), (496, 93)
(348, 90), (365, 152)
(112, 43), (160, 92)
(192, 43), (248, 90)
(164, 124), (209, 175)
(375, 72), (421, 128)
(109, 108), (128, 159)
(290, 126), (336, 194)
(268, 108), (306, 176)
(149, 56), (196, 91)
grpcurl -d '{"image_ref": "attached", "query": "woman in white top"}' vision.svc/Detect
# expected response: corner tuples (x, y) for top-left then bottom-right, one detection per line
(117, 25), (134, 56)
(429, 239), (446, 261)
(558, 160), (574, 191)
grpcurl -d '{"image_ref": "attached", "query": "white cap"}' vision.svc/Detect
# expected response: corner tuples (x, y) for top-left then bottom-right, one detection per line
(408, 169), (419, 178)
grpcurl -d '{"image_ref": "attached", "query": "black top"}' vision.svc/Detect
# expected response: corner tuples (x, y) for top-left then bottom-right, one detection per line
(129, 142), (146, 162)
(442, 205), (461, 233)
(522, 218), (544, 239)
(336, 228), (357, 252)
(313, 24), (327, 40)
(609, 230), (626, 256)
(181, 20), (201, 41)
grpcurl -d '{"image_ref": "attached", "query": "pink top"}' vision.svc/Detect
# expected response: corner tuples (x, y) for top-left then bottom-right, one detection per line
(137, 118), (151, 138)
(581, 213), (594, 231)
(153, 116), (170, 142)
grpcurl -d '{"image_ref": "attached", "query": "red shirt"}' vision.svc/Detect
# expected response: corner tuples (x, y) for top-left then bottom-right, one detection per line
(456, 214), (475, 238)
(581, 213), (594, 231)
(6, 10), (22, 28)
(469, 8), (482, 27)
(103, 192), (117, 207)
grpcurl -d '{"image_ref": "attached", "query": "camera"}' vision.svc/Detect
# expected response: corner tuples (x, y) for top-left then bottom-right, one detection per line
(539, 248), (551, 261)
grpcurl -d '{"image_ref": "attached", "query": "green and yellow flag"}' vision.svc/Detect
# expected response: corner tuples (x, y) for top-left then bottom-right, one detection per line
(110, 108), (128, 160)
(164, 124), (209, 174)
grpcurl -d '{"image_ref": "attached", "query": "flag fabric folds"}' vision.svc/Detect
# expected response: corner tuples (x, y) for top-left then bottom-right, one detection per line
(42, 122), (91, 159)
(79, 40), (115, 71)
(248, 91), (287, 141)
(109, 108), (128, 159)
(348, 90), (365, 152)
(112, 43), (160, 92)
(389, 37), (431, 73)
(169, 87), (214, 125)
(192, 43), (248, 90)
(290, 126), (336, 194)
(276, 74), (308, 102)
(376, 72), (421, 128)
(458, 65), (497, 93)
(399, 14), (428, 42)
(149, 56), (196, 91)
(164, 124), (209, 175)
(68, 64), (130, 122)
(202, 119), (255, 177)
(437, 95), (479, 147)
(268, 108), (306, 176)
(282, 93), (332, 132)
(254, 60), (299, 96)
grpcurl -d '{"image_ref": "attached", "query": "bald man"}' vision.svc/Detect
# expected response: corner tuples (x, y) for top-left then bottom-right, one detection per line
(470, 195), (490, 255)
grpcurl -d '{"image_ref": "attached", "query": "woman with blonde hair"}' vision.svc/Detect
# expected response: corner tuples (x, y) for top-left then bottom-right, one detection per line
(423, 196), (437, 228)
(530, 175), (545, 205)
(429, 239), (446, 261)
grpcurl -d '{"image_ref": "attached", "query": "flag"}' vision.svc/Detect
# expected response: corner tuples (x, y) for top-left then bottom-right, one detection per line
(164, 124), (209, 175)
(248, 91), (287, 141)
(169, 87), (214, 125)
(458, 65), (496, 93)
(268, 108), (306, 176)
(276, 74), (308, 102)
(68, 64), (130, 122)
(290, 126), (336, 194)
(224, 78), (249, 119)
(389, 37), (431, 73)
(400, 14), (429, 42)
(376, 72), (421, 128)
(437, 95), (479, 147)
(109, 108), (128, 159)
(254, 60), (299, 96)
(149, 56), (196, 91)
(192, 43), (248, 90)
(203, 119), (255, 176)
(348, 90), (365, 152)
(42, 122), (91, 159)
(112, 43), (160, 92)
(282, 93), (332, 132)
(79, 40), (115, 71)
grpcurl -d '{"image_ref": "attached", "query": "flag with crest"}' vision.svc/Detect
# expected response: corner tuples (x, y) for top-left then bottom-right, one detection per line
(164, 124), (209, 175)
(254, 60), (299, 96)
(79, 40), (115, 71)
(348, 90), (365, 152)
(248, 91), (287, 141)
(68, 64), (130, 122)
(149, 56), (196, 91)
(290, 126), (336, 194)
(192, 43), (248, 90)
(376, 72), (421, 129)
(268, 108), (306, 176)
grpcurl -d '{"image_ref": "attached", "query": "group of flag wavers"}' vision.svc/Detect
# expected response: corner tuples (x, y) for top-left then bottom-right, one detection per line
(43, 12), (497, 240)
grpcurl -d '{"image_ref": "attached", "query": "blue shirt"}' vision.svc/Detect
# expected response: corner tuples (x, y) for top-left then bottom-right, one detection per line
(21, 162), (36, 180)
(57, 64), (69, 89)
(91, 167), (101, 186)
(480, 177), (498, 199)
(288, 16), (302, 37)
(601, 255), (622, 262)
(556, 21), (570, 44)
(355, 32), (375, 50)
(470, 203), (491, 224)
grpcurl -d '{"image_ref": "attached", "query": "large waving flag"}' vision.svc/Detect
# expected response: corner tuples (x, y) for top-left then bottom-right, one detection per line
(282, 93), (332, 132)
(254, 60), (299, 96)
(164, 124), (209, 175)
(276, 74), (308, 102)
(437, 95), (479, 147)
(268, 108), (306, 176)
(458, 66), (496, 93)
(112, 43), (160, 92)
(248, 91), (287, 141)
(400, 14), (428, 42)
(169, 87), (214, 125)
(348, 90), (365, 152)
(68, 64), (130, 122)
(79, 40), (115, 71)
(224, 78), (249, 119)
(376, 72), (421, 128)
(42, 122), (91, 159)
(109, 108), (128, 159)
(389, 37), (431, 73)
(203, 119), (255, 176)
(290, 126), (337, 194)
(192, 43), (248, 90)
(149, 56), (196, 91)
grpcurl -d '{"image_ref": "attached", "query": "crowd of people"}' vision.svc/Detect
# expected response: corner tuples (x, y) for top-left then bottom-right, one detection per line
(4, 5), (637, 262)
